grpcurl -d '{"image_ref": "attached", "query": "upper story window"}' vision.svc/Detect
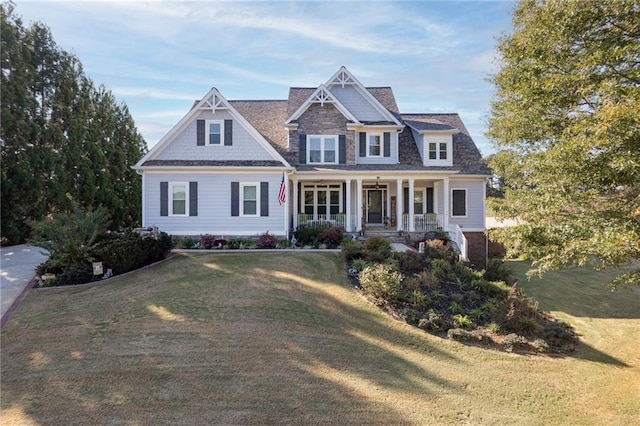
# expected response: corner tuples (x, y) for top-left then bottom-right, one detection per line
(308, 136), (337, 164)
(207, 120), (223, 145)
(369, 134), (382, 157)
(428, 142), (448, 160)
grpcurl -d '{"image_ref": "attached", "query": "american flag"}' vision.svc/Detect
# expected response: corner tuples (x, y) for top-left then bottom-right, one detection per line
(278, 172), (286, 205)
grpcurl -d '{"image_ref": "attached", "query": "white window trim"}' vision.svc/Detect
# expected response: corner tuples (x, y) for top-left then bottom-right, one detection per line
(451, 188), (467, 218)
(307, 135), (338, 164)
(169, 182), (188, 216)
(206, 119), (224, 146)
(240, 182), (259, 217)
(368, 132), (383, 157)
(424, 137), (452, 164)
(414, 188), (425, 215)
(302, 184), (342, 218)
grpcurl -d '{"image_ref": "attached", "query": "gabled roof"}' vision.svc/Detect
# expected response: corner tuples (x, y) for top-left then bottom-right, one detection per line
(134, 87), (290, 168)
(284, 66), (403, 127)
(284, 84), (359, 125)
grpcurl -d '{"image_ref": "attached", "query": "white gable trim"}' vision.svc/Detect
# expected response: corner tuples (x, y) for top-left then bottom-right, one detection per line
(134, 87), (290, 168)
(326, 66), (403, 126)
(284, 84), (360, 125)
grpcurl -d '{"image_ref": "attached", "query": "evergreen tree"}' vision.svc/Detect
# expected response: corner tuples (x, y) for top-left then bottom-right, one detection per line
(1, 2), (147, 244)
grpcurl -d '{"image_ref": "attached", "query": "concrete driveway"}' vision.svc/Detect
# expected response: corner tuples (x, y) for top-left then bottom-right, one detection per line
(1, 244), (50, 328)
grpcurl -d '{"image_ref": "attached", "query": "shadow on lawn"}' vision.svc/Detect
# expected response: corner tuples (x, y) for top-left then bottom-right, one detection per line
(1, 252), (465, 425)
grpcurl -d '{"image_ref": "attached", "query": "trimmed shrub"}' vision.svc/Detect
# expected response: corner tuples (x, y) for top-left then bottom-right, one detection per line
(46, 262), (93, 287)
(92, 232), (172, 276)
(363, 237), (392, 263)
(341, 239), (363, 261)
(393, 251), (427, 274)
(256, 232), (277, 249)
(317, 226), (345, 247)
(359, 263), (404, 304)
(294, 224), (327, 246)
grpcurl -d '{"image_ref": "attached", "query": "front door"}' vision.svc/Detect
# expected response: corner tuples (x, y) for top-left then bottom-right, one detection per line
(366, 189), (384, 224)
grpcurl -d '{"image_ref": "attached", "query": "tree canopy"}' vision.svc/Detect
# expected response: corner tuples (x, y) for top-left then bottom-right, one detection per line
(487, 0), (640, 288)
(1, 2), (147, 244)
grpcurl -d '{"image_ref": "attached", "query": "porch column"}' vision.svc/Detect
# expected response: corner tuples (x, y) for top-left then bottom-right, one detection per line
(442, 177), (450, 228)
(345, 178), (352, 232)
(356, 178), (363, 231)
(396, 179), (403, 231)
(408, 178), (415, 231)
(292, 177), (299, 229)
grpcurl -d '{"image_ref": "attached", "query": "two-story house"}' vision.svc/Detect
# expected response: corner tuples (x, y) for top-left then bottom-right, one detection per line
(133, 67), (491, 266)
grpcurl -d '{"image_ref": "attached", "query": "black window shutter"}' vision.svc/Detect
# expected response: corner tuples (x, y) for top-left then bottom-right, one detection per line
(160, 182), (168, 216)
(403, 187), (409, 214)
(197, 120), (205, 146)
(359, 132), (366, 157)
(426, 187), (434, 213)
(260, 182), (269, 217)
(342, 182), (346, 213)
(452, 189), (466, 216)
(383, 132), (391, 157)
(189, 182), (198, 216)
(224, 119), (233, 146)
(231, 182), (239, 216)
(299, 134), (307, 164)
(338, 135), (346, 164)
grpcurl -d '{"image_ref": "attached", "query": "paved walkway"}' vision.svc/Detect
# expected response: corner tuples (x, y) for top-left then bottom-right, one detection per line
(1, 245), (49, 328)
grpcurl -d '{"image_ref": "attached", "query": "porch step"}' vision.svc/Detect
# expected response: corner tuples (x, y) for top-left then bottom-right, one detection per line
(361, 227), (406, 243)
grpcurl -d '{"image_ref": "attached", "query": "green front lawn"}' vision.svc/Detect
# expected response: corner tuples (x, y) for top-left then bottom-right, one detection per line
(1, 253), (638, 425)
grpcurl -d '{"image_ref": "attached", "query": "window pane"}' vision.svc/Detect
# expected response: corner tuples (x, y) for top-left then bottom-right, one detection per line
(429, 142), (437, 160)
(243, 186), (256, 200)
(324, 151), (335, 163)
(324, 138), (335, 150)
(318, 191), (326, 205)
(369, 135), (381, 156)
(414, 203), (423, 215)
(330, 191), (339, 204)
(414, 190), (423, 203)
(452, 190), (466, 216)
(209, 123), (221, 144)
(173, 185), (186, 200)
(304, 191), (314, 205)
(440, 143), (447, 159)
(244, 201), (256, 215)
(330, 205), (339, 214)
(310, 150), (321, 163)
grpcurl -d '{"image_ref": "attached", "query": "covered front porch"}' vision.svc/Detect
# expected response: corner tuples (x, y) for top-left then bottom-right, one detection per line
(289, 174), (468, 259)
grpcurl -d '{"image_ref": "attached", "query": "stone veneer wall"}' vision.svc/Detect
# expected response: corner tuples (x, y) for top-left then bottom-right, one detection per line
(463, 231), (487, 269)
(289, 103), (356, 165)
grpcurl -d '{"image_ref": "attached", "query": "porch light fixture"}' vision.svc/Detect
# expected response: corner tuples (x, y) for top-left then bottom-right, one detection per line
(375, 176), (380, 189)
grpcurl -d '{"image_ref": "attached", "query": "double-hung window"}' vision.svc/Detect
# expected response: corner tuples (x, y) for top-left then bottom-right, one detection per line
(428, 142), (449, 160)
(369, 133), (382, 157)
(241, 183), (258, 216)
(307, 136), (337, 164)
(207, 120), (223, 145)
(170, 183), (187, 216)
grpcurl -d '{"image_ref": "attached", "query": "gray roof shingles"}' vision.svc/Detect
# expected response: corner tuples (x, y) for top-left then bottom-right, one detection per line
(152, 85), (489, 175)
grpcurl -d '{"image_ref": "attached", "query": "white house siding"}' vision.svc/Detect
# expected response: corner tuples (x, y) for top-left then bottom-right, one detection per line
(143, 171), (287, 237)
(155, 110), (275, 161)
(329, 86), (387, 122)
(448, 179), (485, 230)
(356, 131), (399, 165)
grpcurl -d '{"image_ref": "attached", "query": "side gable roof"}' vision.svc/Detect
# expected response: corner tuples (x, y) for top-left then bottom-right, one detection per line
(134, 87), (290, 168)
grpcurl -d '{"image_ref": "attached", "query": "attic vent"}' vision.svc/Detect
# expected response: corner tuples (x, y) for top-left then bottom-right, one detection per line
(331, 69), (356, 88)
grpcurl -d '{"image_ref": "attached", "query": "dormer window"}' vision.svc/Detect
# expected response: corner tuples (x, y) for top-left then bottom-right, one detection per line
(428, 142), (448, 160)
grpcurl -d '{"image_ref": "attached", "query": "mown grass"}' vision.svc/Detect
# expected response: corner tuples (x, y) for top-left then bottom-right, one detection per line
(1, 253), (638, 425)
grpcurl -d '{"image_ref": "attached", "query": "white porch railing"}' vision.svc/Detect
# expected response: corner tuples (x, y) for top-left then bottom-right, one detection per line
(444, 224), (468, 261)
(401, 213), (444, 232)
(297, 214), (346, 229)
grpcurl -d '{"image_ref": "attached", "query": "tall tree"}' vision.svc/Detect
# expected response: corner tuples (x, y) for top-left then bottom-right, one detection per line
(487, 0), (640, 288)
(1, 2), (147, 244)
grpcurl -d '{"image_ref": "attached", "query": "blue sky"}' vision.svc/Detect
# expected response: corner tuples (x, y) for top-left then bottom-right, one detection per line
(16, 0), (516, 156)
